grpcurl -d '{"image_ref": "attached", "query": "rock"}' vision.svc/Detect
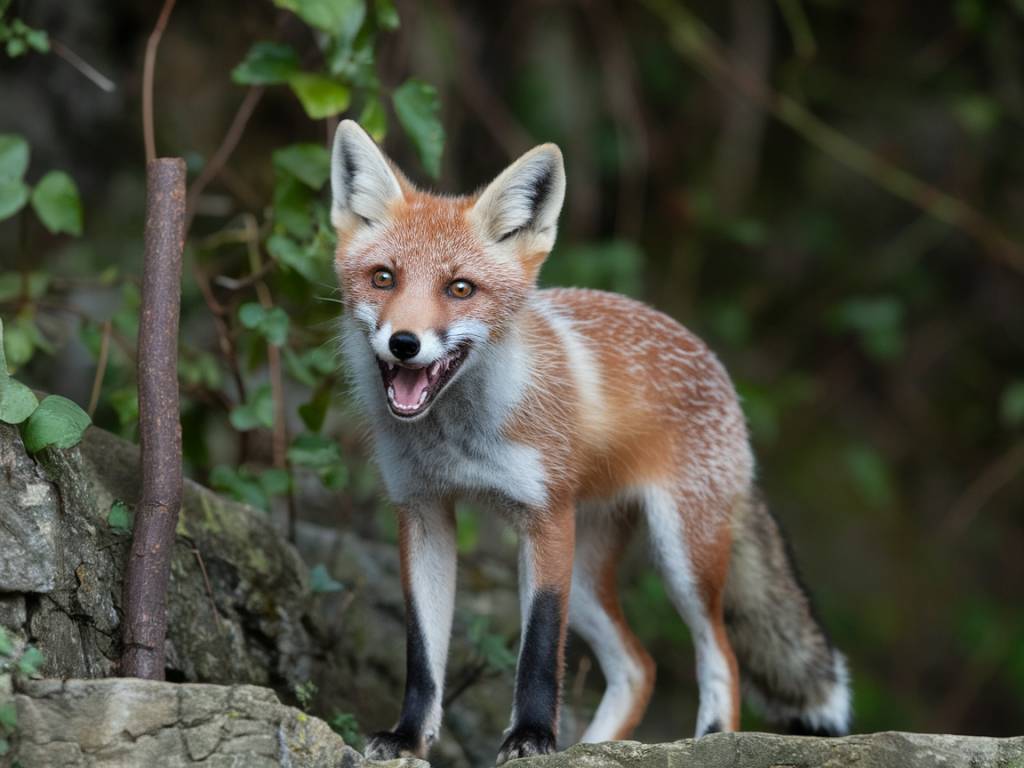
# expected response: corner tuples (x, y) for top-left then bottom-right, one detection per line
(509, 731), (1024, 768)
(0, 422), (318, 690)
(0, 424), (60, 593)
(10, 677), (428, 768)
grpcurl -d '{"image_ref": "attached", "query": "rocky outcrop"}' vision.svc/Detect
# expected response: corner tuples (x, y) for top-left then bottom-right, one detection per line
(10, 677), (424, 768)
(0, 423), (317, 689)
(9, 676), (1024, 768)
(517, 732), (1024, 767)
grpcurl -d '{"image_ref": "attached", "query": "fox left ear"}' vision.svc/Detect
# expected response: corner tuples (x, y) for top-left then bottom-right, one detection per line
(470, 144), (566, 254)
(330, 120), (405, 230)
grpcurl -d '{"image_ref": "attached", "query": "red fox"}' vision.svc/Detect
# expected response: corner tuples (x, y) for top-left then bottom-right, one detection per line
(330, 120), (851, 763)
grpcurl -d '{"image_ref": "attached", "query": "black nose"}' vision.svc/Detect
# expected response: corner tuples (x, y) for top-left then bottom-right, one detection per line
(389, 331), (420, 361)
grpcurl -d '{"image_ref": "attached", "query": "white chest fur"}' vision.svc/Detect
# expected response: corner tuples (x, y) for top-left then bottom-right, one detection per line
(341, 317), (549, 510)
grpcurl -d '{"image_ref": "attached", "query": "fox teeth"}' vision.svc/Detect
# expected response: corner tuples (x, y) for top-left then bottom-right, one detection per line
(387, 385), (396, 401)
(417, 389), (428, 406)
(428, 361), (441, 377)
(387, 363), (396, 372)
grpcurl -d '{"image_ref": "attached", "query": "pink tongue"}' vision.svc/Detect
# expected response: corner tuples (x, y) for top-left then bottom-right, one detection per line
(392, 367), (430, 407)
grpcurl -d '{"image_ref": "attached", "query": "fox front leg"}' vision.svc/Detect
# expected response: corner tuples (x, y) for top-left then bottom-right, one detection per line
(365, 501), (457, 760)
(497, 501), (576, 765)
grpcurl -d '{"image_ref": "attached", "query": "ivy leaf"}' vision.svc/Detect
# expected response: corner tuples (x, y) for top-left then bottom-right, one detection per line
(309, 563), (343, 593)
(232, 42), (300, 85)
(272, 175), (315, 239)
(261, 468), (292, 496)
(0, 627), (13, 656)
(238, 302), (290, 346)
(288, 432), (341, 468)
(22, 395), (91, 453)
(107, 501), (132, 532)
(0, 702), (15, 730)
(288, 73), (351, 120)
(358, 95), (387, 141)
(267, 233), (324, 283)
(211, 465), (269, 510)
(31, 171), (83, 236)
(273, 143), (330, 189)
(374, 0), (400, 30)
(274, 0), (366, 41)
(0, 134), (29, 183)
(392, 79), (444, 178)
(0, 377), (38, 425)
(17, 646), (44, 676)
(298, 386), (332, 432)
(230, 385), (275, 431)
(1000, 381), (1024, 429)
(0, 179), (29, 221)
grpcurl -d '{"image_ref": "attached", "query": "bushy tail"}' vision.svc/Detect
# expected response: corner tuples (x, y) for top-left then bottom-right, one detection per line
(724, 494), (852, 735)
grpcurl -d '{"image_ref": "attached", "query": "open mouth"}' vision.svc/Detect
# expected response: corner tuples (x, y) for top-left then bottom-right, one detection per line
(377, 344), (471, 418)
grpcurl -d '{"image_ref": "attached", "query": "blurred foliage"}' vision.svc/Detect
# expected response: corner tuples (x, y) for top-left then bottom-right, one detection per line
(0, 0), (1022, 746)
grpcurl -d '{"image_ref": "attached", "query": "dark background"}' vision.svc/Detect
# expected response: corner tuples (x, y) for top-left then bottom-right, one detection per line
(2, 0), (1023, 742)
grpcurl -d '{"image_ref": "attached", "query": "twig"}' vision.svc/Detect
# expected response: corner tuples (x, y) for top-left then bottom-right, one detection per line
(51, 39), (116, 92)
(122, 158), (187, 680)
(643, 0), (1024, 276)
(243, 214), (297, 542)
(185, 87), (265, 232)
(191, 546), (226, 635)
(142, 0), (178, 163)
(443, 660), (491, 708)
(87, 320), (112, 417)
(942, 442), (1024, 536)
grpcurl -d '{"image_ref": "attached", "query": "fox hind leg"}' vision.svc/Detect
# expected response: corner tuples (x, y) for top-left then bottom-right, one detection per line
(643, 484), (740, 736)
(569, 506), (656, 743)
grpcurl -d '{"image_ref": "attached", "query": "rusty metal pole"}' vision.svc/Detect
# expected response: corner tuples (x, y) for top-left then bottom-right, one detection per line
(121, 157), (186, 679)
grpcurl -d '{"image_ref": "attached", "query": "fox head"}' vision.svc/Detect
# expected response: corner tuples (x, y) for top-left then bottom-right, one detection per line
(331, 120), (566, 421)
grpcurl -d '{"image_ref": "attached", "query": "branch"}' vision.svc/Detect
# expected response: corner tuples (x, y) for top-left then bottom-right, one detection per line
(121, 158), (186, 680)
(643, 0), (1024, 276)
(142, 0), (178, 163)
(51, 39), (117, 93)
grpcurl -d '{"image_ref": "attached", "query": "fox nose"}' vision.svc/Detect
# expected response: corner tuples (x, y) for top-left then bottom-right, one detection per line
(389, 331), (420, 361)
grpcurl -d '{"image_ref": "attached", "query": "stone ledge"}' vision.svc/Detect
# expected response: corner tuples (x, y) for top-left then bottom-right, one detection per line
(10, 677), (426, 768)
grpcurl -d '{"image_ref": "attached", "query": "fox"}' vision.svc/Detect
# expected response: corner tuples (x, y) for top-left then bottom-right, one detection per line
(329, 120), (851, 764)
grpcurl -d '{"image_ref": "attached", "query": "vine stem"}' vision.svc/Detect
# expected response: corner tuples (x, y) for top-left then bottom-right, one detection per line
(142, 0), (177, 163)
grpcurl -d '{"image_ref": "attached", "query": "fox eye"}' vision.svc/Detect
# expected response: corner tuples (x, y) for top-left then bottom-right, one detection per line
(447, 279), (475, 299)
(372, 269), (395, 289)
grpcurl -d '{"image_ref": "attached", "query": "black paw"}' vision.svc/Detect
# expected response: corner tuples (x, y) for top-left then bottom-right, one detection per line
(364, 730), (423, 760)
(786, 718), (843, 737)
(698, 720), (721, 736)
(495, 724), (557, 765)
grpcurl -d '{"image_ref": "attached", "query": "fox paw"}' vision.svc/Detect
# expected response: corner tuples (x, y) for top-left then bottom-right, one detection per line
(364, 730), (422, 760)
(495, 725), (556, 765)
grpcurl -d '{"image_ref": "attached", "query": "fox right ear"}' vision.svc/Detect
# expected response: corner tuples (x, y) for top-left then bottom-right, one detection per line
(330, 120), (404, 230)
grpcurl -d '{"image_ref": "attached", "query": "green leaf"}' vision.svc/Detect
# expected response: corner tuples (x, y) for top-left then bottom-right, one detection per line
(260, 468), (292, 496)
(0, 134), (29, 183)
(358, 95), (387, 142)
(210, 465), (269, 510)
(107, 500), (132, 532)
(0, 702), (15, 730)
(273, 0), (366, 40)
(0, 179), (29, 221)
(273, 143), (331, 189)
(0, 737), (8, 756)
(238, 302), (289, 346)
(22, 395), (91, 453)
(288, 432), (341, 468)
(272, 176), (315, 239)
(392, 79), (444, 178)
(17, 645), (44, 676)
(309, 563), (344, 593)
(288, 73), (351, 120)
(267, 233), (322, 283)
(1000, 381), (1024, 429)
(844, 445), (893, 508)
(31, 171), (83, 236)
(2, 317), (34, 370)
(0, 317), (39, 425)
(0, 627), (13, 656)
(230, 385), (275, 431)
(298, 386), (331, 432)
(232, 42), (300, 85)
(374, 0), (399, 30)
(0, 376), (39, 425)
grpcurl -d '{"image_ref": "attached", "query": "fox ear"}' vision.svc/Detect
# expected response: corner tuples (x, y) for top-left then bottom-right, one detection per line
(470, 144), (566, 252)
(330, 120), (404, 229)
